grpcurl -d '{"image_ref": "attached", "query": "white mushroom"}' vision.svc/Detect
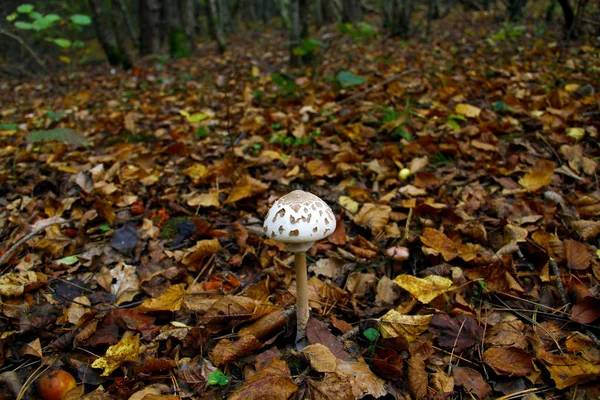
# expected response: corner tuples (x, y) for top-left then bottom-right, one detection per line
(263, 190), (336, 347)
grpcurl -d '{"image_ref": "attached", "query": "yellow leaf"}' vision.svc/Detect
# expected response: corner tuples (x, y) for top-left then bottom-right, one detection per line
(420, 228), (458, 261)
(455, 103), (481, 118)
(0, 271), (47, 297)
(224, 175), (269, 204)
(183, 163), (209, 184)
(338, 196), (359, 214)
(92, 332), (140, 376)
(59, 56), (71, 64)
(182, 239), (222, 268)
(566, 127), (585, 140)
(519, 159), (556, 192)
(187, 191), (220, 208)
(138, 283), (186, 312)
(378, 310), (432, 341)
(393, 274), (453, 304)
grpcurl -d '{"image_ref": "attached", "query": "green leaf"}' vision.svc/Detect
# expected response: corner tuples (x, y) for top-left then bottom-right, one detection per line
(70, 14), (91, 25)
(492, 100), (510, 112)
(363, 327), (380, 342)
(56, 256), (79, 265)
(0, 123), (18, 131)
(447, 114), (467, 121)
(207, 370), (229, 386)
(194, 126), (208, 139)
(180, 110), (208, 123)
(100, 225), (111, 232)
(447, 119), (461, 131)
(6, 13), (18, 22)
(17, 4), (34, 13)
(29, 11), (42, 20)
(14, 21), (33, 30)
(336, 71), (366, 86)
(26, 128), (87, 145)
(52, 38), (72, 48)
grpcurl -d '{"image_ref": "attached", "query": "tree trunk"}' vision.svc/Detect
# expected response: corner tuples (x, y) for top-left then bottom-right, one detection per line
(206, 0), (227, 52)
(289, 0), (302, 67)
(342, 0), (362, 23)
(558, 0), (576, 38)
(178, 0), (196, 53)
(88, 0), (122, 66)
(262, 0), (271, 25)
(386, 0), (414, 38)
(506, 0), (528, 21)
(110, 0), (134, 68)
(546, 0), (557, 22)
(139, 0), (161, 54)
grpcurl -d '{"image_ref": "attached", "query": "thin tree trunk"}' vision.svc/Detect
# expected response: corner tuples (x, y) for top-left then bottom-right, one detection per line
(110, 0), (133, 68)
(342, 0), (362, 23)
(178, 0), (196, 53)
(139, 0), (161, 54)
(88, 0), (122, 66)
(289, 0), (302, 67)
(207, 0), (227, 52)
(113, 0), (137, 48)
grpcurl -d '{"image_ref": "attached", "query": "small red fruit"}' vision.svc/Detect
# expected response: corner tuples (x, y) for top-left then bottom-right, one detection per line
(130, 201), (145, 215)
(38, 370), (77, 400)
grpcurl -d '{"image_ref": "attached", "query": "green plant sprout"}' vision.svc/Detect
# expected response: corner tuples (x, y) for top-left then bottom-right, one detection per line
(446, 114), (467, 131)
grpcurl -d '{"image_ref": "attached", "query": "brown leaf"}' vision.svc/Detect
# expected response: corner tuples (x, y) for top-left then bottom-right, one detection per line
(306, 317), (353, 361)
(0, 271), (47, 297)
(564, 239), (591, 270)
(181, 239), (222, 268)
(483, 347), (534, 376)
(485, 320), (528, 349)
(353, 203), (391, 234)
(307, 375), (353, 400)
(407, 356), (428, 399)
(519, 159), (556, 192)
(420, 228), (458, 261)
(334, 358), (387, 399)
(306, 159), (334, 177)
(227, 359), (297, 400)
(455, 103), (481, 118)
(210, 334), (262, 367)
(303, 344), (338, 372)
(372, 347), (403, 382)
(453, 366), (491, 399)
(224, 175), (269, 204)
(571, 296), (600, 324)
(138, 284), (186, 312)
(572, 220), (600, 240)
(428, 314), (481, 352)
(430, 371), (454, 397)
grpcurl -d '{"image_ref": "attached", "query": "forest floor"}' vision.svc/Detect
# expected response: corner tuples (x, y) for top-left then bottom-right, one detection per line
(0, 7), (599, 400)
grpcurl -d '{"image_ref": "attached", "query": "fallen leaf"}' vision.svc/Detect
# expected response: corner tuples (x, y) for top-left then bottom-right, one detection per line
(453, 366), (491, 399)
(407, 356), (427, 399)
(224, 175), (269, 204)
(455, 103), (481, 118)
(420, 228), (459, 261)
(393, 274), (453, 304)
(0, 271), (47, 297)
(303, 344), (338, 372)
(227, 359), (297, 400)
(91, 332), (140, 376)
(353, 203), (391, 234)
(378, 310), (432, 342)
(483, 347), (534, 376)
(519, 159), (556, 192)
(138, 283), (186, 312)
(564, 239), (591, 270)
(428, 314), (481, 352)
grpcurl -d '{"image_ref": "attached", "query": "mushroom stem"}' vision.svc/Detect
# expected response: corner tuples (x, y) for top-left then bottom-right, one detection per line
(294, 251), (309, 345)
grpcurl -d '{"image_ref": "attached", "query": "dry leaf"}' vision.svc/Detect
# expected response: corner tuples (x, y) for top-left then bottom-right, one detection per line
(378, 310), (432, 342)
(393, 274), (453, 304)
(138, 283), (186, 312)
(353, 203), (391, 234)
(420, 228), (458, 261)
(0, 271), (47, 297)
(303, 344), (338, 372)
(483, 347), (534, 376)
(187, 191), (220, 208)
(91, 332), (140, 376)
(519, 159), (556, 192)
(564, 239), (591, 270)
(227, 359), (297, 400)
(455, 103), (481, 118)
(224, 175), (269, 204)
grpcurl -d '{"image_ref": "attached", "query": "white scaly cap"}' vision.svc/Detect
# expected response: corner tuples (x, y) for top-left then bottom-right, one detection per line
(263, 190), (336, 253)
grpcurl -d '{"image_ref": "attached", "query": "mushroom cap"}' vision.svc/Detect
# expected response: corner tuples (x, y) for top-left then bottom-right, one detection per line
(263, 190), (336, 252)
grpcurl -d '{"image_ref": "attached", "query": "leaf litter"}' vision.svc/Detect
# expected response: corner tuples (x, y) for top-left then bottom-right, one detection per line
(0, 9), (599, 400)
